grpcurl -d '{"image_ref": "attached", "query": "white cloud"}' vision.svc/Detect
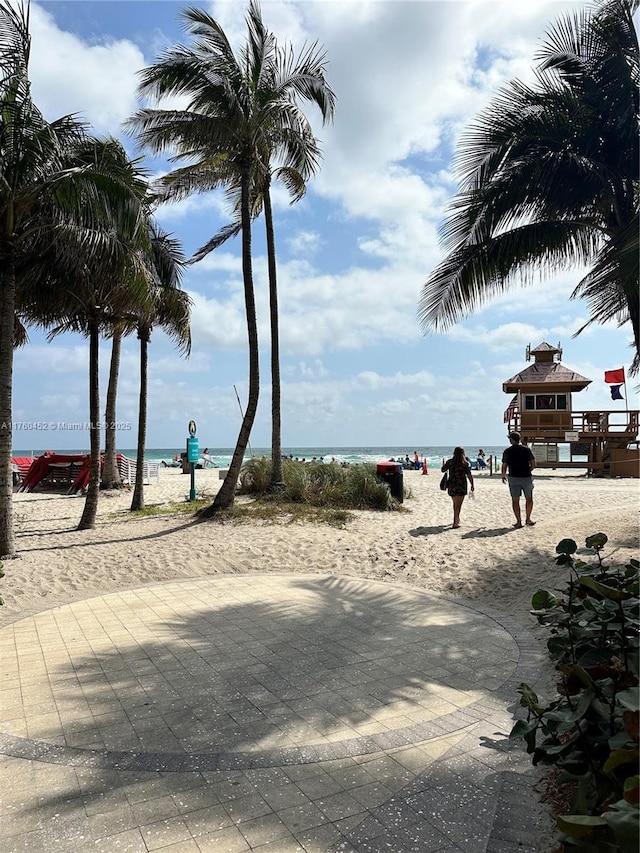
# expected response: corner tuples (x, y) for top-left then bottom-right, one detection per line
(28, 4), (144, 133)
(287, 230), (323, 257)
(10, 1), (634, 450)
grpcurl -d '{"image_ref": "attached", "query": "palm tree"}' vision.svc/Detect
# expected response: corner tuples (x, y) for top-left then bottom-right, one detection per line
(418, 0), (639, 370)
(0, 1), (146, 553)
(130, 222), (191, 512)
(18, 139), (151, 531)
(101, 324), (128, 490)
(188, 15), (334, 490)
(191, 168), (330, 490)
(127, 1), (334, 509)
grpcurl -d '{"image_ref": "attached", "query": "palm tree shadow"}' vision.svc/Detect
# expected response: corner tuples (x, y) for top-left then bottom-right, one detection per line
(461, 527), (516, 539)
(27, 575), (520, 759)
(15, 515), (200, 550)
(409, 525), (450, 536)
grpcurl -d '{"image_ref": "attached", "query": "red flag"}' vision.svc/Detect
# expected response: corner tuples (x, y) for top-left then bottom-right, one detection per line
(604, 368), (625, 384)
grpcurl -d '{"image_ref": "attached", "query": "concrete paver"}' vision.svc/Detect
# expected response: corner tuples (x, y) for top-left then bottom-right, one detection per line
(0, 574), (553, 852)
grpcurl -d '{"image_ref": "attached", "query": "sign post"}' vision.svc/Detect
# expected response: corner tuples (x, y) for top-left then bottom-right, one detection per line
(187, 420), (198, 501)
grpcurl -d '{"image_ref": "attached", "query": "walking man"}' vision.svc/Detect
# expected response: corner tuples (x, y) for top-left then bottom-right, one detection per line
(502, 432), (536, 528)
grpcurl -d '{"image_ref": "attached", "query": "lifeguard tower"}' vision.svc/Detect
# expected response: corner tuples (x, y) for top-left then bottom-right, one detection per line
(503, 342), (639, 477)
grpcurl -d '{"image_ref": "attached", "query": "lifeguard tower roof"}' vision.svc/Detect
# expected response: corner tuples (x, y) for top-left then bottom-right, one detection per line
(503, 342), (591, 393)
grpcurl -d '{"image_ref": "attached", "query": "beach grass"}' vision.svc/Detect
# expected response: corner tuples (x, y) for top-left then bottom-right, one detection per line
(108, 492), (354, 527)
(238, 457), (404, 511)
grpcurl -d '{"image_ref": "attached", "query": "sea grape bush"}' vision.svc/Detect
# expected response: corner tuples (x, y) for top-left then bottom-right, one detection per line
(510, 533), (639, 852)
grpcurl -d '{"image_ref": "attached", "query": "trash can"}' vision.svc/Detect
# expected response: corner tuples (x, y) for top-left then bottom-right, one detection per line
(181, 452), (190, 474)
(376, 461), (403, 503)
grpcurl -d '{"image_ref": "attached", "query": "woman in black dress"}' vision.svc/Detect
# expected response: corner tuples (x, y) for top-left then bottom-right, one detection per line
(441, 447), (474, 528)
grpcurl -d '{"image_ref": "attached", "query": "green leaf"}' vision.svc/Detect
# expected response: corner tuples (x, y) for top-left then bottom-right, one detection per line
(557, 538), (578, 555)
(585, 533), (608, 550)
(579, 576), (631, 602)
(604, 748), (639, 774)
(532, 589), (560, 609)
(509, 719), (536, 738)
(610, 730), (635, 749)
(617, 687), (640, 711)
(556, 553), (573, 566)
(602, 799), (640, 841)
(516, 682), (541, 711)
(568, 690), (596, 723)
(548, 636), (570, 658)
(563, 664), (595, 690)
(591, 698), (612, 720)
(509, 719), (538, 752)
(557, 814), (607, 837)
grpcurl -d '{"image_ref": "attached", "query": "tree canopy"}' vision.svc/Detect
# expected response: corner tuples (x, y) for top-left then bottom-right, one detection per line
(419, 0), (639, 370)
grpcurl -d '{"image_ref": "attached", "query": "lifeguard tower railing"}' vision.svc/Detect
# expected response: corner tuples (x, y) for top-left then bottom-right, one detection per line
(505, 408), (639, 439)
(504, 408), (639, 474)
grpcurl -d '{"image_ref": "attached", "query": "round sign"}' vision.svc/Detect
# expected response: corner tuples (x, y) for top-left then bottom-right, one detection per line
(188, 420), (197, 437)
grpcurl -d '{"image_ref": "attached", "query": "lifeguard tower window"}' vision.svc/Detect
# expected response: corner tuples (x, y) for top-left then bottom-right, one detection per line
(524, 394), (567, 411)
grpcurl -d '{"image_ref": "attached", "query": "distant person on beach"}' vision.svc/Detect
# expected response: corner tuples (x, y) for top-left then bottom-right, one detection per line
(441, 447), (474, 529)
(476, 449), (487, 469)
(202, 448), (213, 468)
(502, 432), (536, 528)
(163, 453), (181, 468)
(413, 450), (420, 469)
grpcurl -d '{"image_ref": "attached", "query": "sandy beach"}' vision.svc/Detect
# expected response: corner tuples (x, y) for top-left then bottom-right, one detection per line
(3, 466), (638, 623)
(0, 465), (637, 852)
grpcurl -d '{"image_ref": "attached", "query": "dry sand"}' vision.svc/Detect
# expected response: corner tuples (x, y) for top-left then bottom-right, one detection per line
(3, 465), (638, 625)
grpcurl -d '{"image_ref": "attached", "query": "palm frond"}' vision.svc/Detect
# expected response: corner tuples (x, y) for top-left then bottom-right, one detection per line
(419, 0), (639, 360)
(419, 221), (601, 331)
(190, 221), (242, 263)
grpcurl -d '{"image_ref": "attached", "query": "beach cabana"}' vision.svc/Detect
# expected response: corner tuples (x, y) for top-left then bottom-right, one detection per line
(17, 452), (159, 493)
(19, 452), (91, 494)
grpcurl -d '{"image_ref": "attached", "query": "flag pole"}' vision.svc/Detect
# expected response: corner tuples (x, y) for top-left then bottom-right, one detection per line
(233, 384), (253, 458)
(623, 368), (629, 423)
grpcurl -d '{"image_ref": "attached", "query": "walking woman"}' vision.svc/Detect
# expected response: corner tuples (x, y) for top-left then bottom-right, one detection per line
(441, 447), (474, 528)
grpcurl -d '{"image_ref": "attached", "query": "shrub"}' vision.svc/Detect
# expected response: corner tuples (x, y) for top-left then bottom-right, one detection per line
(237, 458), (400, 511)
(510, 534), (639, 852)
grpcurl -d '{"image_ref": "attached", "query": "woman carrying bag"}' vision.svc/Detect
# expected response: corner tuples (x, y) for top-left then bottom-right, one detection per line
(441, 447), (474, 529)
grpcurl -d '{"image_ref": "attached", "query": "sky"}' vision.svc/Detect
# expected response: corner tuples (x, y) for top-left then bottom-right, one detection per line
(10, 0), (640, 452)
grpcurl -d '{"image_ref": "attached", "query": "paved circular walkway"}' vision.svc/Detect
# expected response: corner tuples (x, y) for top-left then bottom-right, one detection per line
(0, 575), (548, 853)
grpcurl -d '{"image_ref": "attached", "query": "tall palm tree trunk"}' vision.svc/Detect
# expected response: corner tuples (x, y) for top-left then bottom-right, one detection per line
(78, 318), (101, 530)
(0, 253), (17, 556)
(206, 169), (259, 514)
(131, 327), (149, 511)
(102, 329), (123, 489)
(264, 186), (284, 489)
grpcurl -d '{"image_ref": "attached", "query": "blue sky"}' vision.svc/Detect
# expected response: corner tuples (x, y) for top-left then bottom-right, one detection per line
(11, 0), (639, 452)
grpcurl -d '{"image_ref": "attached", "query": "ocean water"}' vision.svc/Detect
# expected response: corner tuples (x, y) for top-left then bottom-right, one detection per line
(12, 444), (578, 469)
